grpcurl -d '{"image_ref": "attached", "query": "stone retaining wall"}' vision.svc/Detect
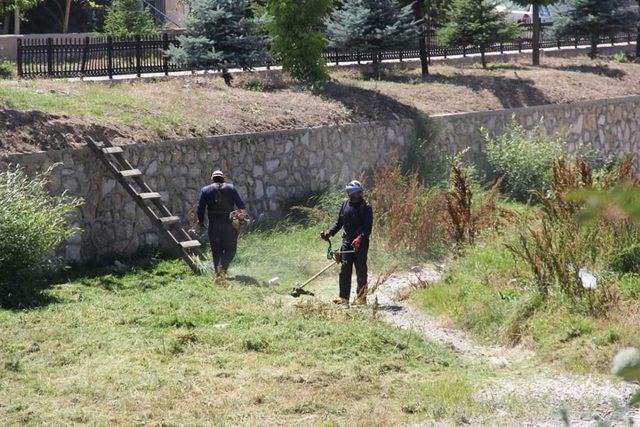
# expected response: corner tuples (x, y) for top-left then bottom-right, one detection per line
(0, 120), (413, 263)
(2, 95), (640, 265)
(432, 95), (640, 170)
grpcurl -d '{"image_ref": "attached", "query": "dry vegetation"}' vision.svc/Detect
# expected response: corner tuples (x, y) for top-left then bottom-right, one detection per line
(1, 55), (639, 154)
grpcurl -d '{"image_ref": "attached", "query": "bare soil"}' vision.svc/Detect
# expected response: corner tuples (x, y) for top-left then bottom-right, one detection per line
(1, 55), (639, 155)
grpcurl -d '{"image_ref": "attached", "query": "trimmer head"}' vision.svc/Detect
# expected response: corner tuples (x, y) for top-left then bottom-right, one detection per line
(290, 286), (315, 298)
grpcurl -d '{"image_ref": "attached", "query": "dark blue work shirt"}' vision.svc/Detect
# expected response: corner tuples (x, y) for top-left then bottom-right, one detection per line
(329, 199), (374, 242)
(197, 183), (246, 225)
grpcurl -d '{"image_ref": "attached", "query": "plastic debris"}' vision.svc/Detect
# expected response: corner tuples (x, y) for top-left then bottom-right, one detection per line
(578, 268), (597, 290)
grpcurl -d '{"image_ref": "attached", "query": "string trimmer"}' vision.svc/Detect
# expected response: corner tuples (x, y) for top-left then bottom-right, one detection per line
(290, 240), (355, 298)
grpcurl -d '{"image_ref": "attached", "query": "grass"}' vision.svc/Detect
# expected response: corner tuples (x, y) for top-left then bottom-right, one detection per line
(412, 227), (640, 374)
(0, 225), (497, 425)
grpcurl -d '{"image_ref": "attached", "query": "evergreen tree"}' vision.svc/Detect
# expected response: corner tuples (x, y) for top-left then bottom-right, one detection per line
(398, 0), (451, 78)
(437, 0), (521, 69)
(103, 0), (159, 37)
(265, 0), (333, 82)
(554, 0), (637, 58)
(326, 0), (416, 77)
(512, 0), (557, 66)
(166, 0), (270, 84)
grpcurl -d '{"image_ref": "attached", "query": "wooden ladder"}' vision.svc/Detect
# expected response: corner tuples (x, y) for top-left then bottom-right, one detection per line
(85, 136), (207, 274)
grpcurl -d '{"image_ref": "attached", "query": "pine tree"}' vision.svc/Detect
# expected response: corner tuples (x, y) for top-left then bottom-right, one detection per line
(512, 1), (558, 66)
(437, 0), (521, 69)
(166, 0), (270, 84)
(265, 0), (333, 83)
(326, 0), (416, 77)
(554, 0), (637, 58)
(103, 0), (159, 38)
(396, 1), (450, 78)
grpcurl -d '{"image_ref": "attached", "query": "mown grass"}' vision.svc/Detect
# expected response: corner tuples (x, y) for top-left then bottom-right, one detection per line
(412, 228), (640, 374)
(0, 225), (497, 426)
(0, 85), (183, 135)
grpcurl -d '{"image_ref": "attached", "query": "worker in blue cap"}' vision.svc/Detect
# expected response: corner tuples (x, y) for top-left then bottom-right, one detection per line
(320, 180), (374, 306)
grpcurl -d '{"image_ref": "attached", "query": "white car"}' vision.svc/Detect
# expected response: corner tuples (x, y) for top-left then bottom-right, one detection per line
(495, 2), (570, 24)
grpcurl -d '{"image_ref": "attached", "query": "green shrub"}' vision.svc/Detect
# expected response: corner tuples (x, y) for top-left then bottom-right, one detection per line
(264, 0), (332, 82)
(610, 244), (640, 274)
(0, 165), (82, 289)
(485, 120), (563, 202)
(0, 61), (15, 79)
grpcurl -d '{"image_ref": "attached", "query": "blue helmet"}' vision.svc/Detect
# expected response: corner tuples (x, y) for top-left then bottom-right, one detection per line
(345, 180), (363, 195)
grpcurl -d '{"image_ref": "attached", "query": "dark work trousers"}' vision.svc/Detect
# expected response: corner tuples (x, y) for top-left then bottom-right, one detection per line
(208, 222), (239, 273)
(339, 240), (369, 300)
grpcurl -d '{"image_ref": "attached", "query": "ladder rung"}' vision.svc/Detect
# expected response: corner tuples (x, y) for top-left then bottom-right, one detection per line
(159, 216), (181, 226)
(102, 147), (124, 154)
(180, 240), (201, 249)
(138, 192), (162, 200)
(119, 169), (142, 178)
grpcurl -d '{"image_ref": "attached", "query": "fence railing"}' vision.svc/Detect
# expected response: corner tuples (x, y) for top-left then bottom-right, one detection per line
(17, 25), (638, 79)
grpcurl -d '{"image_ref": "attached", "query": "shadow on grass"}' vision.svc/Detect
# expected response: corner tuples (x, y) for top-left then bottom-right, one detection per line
(0, 280), (59, 310)
(425, 73), (551, 109)
(320, 81), (418, 121)
(326, 67), (551, 110)
(541, 64), (627, 79)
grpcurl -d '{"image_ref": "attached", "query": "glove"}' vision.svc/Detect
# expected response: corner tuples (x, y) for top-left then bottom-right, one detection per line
(320, 230), (332, 241)
(352, 236), (362, 250)
(334, 252), (343, 264)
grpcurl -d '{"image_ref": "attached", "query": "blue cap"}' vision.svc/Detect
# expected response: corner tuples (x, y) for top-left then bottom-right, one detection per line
(346, 180), (363, 194)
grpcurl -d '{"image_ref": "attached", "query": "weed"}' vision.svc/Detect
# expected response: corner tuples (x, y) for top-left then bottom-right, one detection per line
(0, 61), (15, 79)
(485, 120), (564, 202)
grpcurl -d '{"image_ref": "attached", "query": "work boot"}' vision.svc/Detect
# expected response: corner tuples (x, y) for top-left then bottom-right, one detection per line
(354, 285), (368, 305)
(353, 295), (367, 306)
(332, 297), (349, 307)
(213, 267), (227, 285)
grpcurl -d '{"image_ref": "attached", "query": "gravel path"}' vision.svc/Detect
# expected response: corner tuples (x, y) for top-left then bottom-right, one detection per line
(371, 266), (639, 426)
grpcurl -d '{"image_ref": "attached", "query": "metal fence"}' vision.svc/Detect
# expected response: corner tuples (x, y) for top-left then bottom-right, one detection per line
(17, 25), (638, 79)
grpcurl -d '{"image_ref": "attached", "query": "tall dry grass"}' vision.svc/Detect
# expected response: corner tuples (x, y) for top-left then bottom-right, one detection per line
(506, 156), (639, 311)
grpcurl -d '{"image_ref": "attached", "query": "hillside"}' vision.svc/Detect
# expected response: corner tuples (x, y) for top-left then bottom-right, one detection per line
(1, 55), (640, 155)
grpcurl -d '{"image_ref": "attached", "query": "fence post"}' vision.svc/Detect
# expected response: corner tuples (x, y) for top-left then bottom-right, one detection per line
(46, 37), (53, 77)
(574, 36), (578, 49)
(80, 36), (89, 78)
(399, 49), (403, 62)
(628, 32), (632, 45)
(357, 52), (361, 64)
(518, 39), (522, 53)
(500, 42), (504, 54)
(135, 35), (142, 77)
(16, 38), (23, 77)
(462, 45), (466, 57)
(107, 35), (113, 79)
(162, 33), (169, 76)
(557, 38), (561, 50)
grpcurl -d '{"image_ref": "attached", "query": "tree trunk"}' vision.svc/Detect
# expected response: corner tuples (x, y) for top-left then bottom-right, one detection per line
(63, 0), (72, 33)
(532, 3), (541, 66)
(480, 46), (487, 69)
(3, 14), (10, 34)
(13, 6), (19, 35)
(413, 1), (428, 79)
(590, 35), (598, 58)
